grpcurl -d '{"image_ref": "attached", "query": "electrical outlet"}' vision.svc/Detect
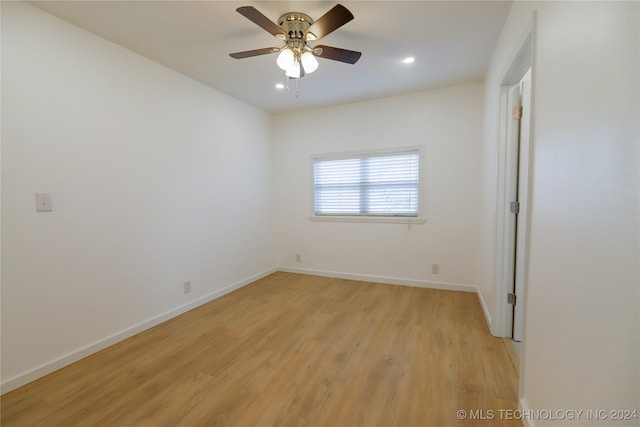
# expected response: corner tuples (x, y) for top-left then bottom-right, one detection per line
(296, 253), (302, 262)
(35, 193), (52, 212)
(183, 280), (191, 294)
(431, 264), (440, 275)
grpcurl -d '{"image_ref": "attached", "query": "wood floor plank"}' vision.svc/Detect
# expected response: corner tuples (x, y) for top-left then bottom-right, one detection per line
(1, 272), (521, 426)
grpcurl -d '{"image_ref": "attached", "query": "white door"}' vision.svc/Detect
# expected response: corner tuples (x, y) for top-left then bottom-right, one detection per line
(504, 69), (531, 342)
(495, 34), (532, 342)
(513, 73), (531, 342)
(504, 84), (521, 339)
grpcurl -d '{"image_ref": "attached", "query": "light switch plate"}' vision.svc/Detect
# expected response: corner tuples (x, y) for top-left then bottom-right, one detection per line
(36, 193), (52, 212)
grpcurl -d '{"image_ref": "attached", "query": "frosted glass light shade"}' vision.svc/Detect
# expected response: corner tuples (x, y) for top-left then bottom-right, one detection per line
(301, 51), (319, 73)
(285, 60), (301, 78)
(276, 48), (294, 70)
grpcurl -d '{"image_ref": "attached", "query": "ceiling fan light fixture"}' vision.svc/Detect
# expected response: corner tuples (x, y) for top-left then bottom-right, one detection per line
(276, 47), (295, 70)
(285, 60), (301, 78)
(301, 51), (319, 74)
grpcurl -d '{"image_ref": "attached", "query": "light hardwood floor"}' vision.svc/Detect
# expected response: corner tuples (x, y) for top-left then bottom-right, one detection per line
(2, 272), (521, 426)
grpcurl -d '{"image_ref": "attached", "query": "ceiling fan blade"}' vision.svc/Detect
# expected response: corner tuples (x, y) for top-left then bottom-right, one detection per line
(229, 47), (280, 59)
(314, 45), (362, 64)
(236, 6), (287, 38)
(304, 4), (354, 41)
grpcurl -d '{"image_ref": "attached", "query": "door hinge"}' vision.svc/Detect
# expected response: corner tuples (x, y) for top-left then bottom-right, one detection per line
(510, 201), (520, 215)
(507, 293), (517, 305)
(512, 106), (523, 120)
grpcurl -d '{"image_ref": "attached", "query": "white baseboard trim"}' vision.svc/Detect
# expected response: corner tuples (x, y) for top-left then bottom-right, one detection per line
(1, 267), (277, 394)
(476, 287), (493, 333)
(519, 398), (535, 427)
(278, 266), (477, 293)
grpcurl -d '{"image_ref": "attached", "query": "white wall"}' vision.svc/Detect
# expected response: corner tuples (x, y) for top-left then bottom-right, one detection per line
(1, 1), (275, 391)
(483, 1), (639, 424)
(273, 83), (485, 292)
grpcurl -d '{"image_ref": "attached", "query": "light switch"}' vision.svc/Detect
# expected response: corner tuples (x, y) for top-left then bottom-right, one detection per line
(36, 193), (52, 212)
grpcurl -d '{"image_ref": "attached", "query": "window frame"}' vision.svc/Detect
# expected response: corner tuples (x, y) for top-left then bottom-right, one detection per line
(309, 146), (426, 224)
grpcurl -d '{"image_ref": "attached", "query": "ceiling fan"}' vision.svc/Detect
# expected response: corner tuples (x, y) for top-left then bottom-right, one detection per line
(229, 4), (362, 79)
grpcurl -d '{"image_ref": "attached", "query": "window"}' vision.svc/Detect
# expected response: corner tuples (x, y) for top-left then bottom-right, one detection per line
(313, 148), (421, 218)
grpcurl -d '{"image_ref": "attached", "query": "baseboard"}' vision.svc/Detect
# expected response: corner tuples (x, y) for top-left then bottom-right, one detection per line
(278, 266), (477, 293)
(1, 267), (277, 394)
(519, 398), (535, 427)
(476, 287), (493, 332)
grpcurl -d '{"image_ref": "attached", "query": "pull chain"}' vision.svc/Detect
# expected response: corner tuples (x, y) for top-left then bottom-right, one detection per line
(285, 77), (300, 99)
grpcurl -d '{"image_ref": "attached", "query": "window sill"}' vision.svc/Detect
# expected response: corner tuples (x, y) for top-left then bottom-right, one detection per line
(308, 216), (426, 224)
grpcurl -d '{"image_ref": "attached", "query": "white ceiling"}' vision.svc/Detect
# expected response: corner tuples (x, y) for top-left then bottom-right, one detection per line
(29, 1), (512, 114)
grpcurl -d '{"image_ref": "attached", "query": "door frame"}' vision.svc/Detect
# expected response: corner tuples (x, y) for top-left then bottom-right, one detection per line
(502, 83), (523, 339)
(494, 31), (534, 339)
(513, 73), (531, 342)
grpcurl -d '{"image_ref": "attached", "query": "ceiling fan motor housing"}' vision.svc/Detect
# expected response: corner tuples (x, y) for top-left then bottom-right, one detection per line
(278, 13), (314, 41)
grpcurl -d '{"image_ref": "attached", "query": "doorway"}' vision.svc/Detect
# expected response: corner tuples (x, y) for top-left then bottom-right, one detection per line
(506, 70), (531, 346)
(494, 32), (533, 354)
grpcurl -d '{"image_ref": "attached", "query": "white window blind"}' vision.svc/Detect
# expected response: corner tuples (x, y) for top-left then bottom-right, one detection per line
(313, 149), (420, 217)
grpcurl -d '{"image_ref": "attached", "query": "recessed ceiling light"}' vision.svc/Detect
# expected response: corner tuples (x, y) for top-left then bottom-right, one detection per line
(275, 83), (285, 90)
(403, 57), (415, 64)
